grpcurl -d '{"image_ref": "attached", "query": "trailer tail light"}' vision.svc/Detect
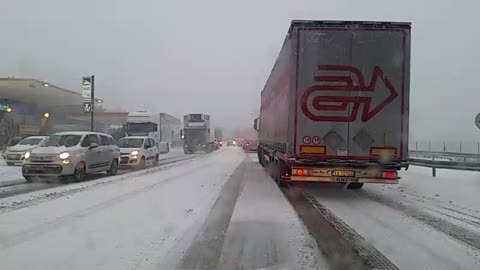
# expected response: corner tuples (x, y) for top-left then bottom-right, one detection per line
(383, 171), (397, 179)
(292, 169), (308, 176)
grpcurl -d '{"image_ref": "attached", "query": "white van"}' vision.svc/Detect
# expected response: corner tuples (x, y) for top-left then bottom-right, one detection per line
(22, 132), (120, 183)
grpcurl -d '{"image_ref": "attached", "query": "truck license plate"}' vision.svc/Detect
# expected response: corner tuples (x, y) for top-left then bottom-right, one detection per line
(332, 170), (355, 177)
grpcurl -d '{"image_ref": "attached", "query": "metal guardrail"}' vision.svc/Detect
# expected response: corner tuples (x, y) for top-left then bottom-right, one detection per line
(409, 150), (480, 160)
(408, 150), (480, 176)
(409, 158), (480, 174)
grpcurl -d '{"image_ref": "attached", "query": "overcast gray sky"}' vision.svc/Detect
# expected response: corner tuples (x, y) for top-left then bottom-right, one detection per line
(0, 0), (479, 142)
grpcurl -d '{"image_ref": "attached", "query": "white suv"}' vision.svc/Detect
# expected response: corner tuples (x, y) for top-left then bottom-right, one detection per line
(22, 132), (120, 182)
(116, 136), (159, 169)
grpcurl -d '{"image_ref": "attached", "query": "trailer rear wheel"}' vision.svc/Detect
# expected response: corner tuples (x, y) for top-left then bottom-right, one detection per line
(272, 160), (286, 187)
(275, 173), (286, 187)
(347, 183), (364, 189)
(258, 149), (265, 167)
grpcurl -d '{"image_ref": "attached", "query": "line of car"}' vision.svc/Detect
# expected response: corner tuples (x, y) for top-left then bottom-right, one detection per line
(2, 131), (171, 183)
(225, 139), (259, 152)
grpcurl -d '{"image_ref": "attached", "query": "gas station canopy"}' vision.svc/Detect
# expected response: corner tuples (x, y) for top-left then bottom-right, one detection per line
(0, 78), (83, 106)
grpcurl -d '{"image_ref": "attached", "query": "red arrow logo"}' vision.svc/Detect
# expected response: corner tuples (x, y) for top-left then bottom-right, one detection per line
(301, 65), (398, 122)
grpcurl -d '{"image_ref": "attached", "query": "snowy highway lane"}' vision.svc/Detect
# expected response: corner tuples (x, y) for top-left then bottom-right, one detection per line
(0, 148), (325, 270)
(295, 166), (480, 270)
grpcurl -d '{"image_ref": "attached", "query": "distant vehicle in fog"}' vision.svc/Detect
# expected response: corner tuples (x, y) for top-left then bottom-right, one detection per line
(214, 128), (223, 146)
(226, 140), (237, 147)
(181, 114), (217, 154)
(242, 140), (259, 152)
(4, 136), (48, 165)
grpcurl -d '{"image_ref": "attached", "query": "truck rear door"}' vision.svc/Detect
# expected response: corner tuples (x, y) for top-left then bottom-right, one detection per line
(294, 22), (410, 161)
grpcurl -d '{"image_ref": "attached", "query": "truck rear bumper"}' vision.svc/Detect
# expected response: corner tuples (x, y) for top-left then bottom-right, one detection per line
(289, 175), (398, 184)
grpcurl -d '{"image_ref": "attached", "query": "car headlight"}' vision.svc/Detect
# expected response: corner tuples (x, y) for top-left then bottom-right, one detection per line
(202, 145), (206, 147)
(59, 152), (70, 159)
(24, 152), (30, 159)
(131, 150), (138, 156)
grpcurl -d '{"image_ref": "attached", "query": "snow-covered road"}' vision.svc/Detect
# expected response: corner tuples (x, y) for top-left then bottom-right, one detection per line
(0, 148), (325, 270)
(2, 148), (480, 270)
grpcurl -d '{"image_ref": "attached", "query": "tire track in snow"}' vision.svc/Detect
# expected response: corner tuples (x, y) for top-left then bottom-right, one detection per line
(180, 159), (247, 269)
(362, 190), (480, 251)
(0, 156), (215, 249)
(0, 182), (60, 199)
(0, 154), (202, 214)
(285, 186), (398, 270)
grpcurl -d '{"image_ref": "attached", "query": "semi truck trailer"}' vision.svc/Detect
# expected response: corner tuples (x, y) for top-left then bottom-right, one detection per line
(255, 20), (411, 189)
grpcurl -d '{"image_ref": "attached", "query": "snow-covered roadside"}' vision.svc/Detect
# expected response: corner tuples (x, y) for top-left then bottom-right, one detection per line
(304, 165), (480, 270)
(396, 165), (480, 210)
(216, 154), (328, 269)
(0, 165), (23, 185)
(309, 186), (480, 270)
(0, 148), (244, 270)
(0, 155), (24, 185)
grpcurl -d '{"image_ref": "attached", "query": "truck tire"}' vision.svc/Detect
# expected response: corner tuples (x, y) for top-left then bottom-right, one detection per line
(274, 160), (286, 187)
(258, 149), (264, 166)
(266, 158), (274, 178)
(347, 183), (364, 189)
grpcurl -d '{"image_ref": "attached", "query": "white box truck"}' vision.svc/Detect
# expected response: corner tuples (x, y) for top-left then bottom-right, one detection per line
(126, 111), (181, 153)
